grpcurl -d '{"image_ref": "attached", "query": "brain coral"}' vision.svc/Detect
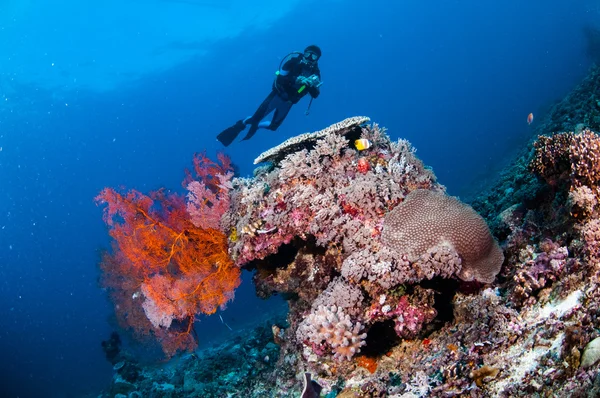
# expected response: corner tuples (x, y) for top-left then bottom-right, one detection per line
(381, 189), (504, 283)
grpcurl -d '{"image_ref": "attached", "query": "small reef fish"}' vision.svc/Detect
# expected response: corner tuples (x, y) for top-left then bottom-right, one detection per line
(354, 138), (372, 151)
(527, 113), (534, 125)
(229, 227), (238, 242)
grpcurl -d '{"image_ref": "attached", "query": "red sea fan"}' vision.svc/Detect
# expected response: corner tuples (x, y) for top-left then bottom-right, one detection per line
(95, 157), (240, 357)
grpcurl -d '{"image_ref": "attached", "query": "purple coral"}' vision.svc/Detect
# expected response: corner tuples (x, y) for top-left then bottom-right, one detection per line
(381, 189), (504, 283)
(512, 239), (570, 306)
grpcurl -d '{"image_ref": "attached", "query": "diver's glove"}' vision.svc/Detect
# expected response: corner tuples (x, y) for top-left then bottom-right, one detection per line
(296, 76), (310, 86)
(305, 75), (321, 87)
(296, 75), (321, 88)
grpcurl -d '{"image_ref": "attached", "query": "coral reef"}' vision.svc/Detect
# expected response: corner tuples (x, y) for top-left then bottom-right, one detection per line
(215, 117), (513, 395)
(97, 65), (600, 398)
(221, 114), (600, 397)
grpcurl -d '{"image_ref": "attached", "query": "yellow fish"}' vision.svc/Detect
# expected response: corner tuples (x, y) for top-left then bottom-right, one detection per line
(354, 138), (372, 151)
(229, 227), (238, 243)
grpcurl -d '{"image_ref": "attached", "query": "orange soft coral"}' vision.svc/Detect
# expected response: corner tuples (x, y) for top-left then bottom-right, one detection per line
(96, 172), (240, 357)
(356, 355), (378, 374)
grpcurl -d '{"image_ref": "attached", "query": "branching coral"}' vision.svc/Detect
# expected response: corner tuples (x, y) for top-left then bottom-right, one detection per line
(530, 132), (573, 186)
(569, 129), (600, 188)
(296, 305), (367, 361)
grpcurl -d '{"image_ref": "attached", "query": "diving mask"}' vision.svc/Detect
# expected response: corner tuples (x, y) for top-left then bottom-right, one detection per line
(304, 51), (319, 62)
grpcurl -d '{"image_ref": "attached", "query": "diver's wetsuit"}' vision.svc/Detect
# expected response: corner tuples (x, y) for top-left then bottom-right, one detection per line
(247, 55), (321, 132)
(217, 54), (321, 146)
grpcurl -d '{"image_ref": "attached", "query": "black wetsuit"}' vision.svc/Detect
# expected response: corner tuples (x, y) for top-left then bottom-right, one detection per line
(273, 55), (321, 105)
(245, 55), (321, 134)
(217, 54), (321, 146)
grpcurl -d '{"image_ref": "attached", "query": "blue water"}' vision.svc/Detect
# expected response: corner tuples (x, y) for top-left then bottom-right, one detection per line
(0, 0), (596, 396)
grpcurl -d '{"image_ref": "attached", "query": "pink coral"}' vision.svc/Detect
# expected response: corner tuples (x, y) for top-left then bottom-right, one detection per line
(357, 157), (370, 174)
(186, 179), (231, 230)
(582, 219), (600, 263)
(366, 290), (436, 339)
(224, 125), (438, 267)
(392, 296), (436, 339)
(381, 189), (504, 283)
(185, 152), (233, 231)
(296, 305), (367, 361)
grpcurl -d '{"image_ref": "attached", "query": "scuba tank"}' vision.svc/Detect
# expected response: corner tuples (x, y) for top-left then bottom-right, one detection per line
(273, 51), (303, 94)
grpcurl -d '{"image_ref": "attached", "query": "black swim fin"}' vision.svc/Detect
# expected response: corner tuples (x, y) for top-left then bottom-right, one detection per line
(217, 120), (246, 147)
(241, 123), (259, 141)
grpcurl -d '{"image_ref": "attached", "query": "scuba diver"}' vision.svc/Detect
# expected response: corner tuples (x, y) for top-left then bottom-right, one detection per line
(216, 45), (323, 147)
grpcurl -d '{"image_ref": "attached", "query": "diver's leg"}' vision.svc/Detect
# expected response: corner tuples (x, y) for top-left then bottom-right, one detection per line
(245, 91), (277, 126)
(242, 92), (280, 141)
(258, 109), (277, 128)
(219, 91), (278, 145)
(258, 120), (272, 128)
(266, 99), (293, 131)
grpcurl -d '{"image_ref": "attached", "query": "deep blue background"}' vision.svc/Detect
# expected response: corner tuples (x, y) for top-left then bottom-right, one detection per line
(0, 1), (597, 396)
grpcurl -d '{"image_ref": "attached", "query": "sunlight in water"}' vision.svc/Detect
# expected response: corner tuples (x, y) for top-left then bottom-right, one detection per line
(0, 0), (302, 91)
